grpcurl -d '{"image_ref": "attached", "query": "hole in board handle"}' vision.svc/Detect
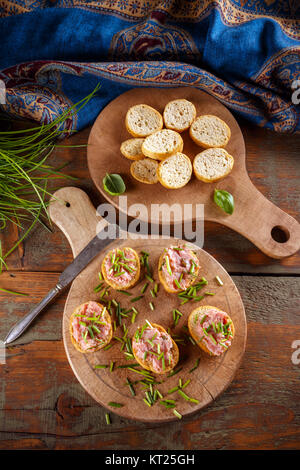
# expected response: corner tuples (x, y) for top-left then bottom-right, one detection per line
(65, 202), (71, 208)
(271, 225), (290, 244)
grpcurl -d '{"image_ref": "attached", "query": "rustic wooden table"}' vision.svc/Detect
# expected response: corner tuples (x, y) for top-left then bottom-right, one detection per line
(0, 121), (299, 450)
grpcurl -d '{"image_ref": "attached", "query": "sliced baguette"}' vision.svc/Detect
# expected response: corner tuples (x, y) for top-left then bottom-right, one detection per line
(130, 158), (159, 184)
(70, 301), (113, 354)
(189, 115), (231, 148)
(163, 99), (196, 132)
(125, 104), (163, 138)
(132, 322), (179, 374)
(120, 138), (145, 161)
(142, 129), (183, 161)
(157, 152), (192, 189)
(193, 148), (234, 182)
(188, 305), (235, 357)
(101, 247), (140, 290)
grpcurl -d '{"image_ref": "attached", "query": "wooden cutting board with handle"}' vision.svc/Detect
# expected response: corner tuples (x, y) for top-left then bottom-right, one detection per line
(87, 87), (300, 259)
(49, 186), (247, 423)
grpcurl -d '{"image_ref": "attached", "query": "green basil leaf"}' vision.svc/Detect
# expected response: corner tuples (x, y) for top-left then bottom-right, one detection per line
(103, 173), (126, 196)
(213, 189), (234, 215)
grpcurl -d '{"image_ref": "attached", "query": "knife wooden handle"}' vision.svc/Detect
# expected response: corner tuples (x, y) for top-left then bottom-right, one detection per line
(49, 187), (108, 258)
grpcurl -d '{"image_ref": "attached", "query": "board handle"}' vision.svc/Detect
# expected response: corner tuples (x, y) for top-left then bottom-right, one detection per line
(49, 187), (107, 258)
(213, 179), (300, 259)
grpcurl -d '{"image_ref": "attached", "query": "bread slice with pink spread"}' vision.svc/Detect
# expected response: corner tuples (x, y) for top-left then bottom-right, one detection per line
(132, 321), (179, 374)
(101, 246), (140, 290)
(188, 305), (235, 356)
(158, 244), (200, 293)
(70, 301), (113, 353)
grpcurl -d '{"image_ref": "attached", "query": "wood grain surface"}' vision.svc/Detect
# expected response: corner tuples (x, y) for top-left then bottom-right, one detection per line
(48, 187), (246, 423)
(0, 120), (300, 450)
(87, 88), (300, 259)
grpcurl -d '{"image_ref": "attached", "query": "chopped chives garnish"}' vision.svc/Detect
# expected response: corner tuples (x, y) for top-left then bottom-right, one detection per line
(178, 389), (199, 404)
(117, 363), (139, 369)
(149, 301), (154, 311)
(126, 378), (136, 396)
(131, 295), (144, 303)
(113, 271), (125, 277)
(141, 282), (149, 294)
(108, 402), (124, 408)
(117, 289), (132, 296)
(189, 358), (200, 373)
(82, 330), (88, 343)
(167, 367), (183, 378)
(103, 343), (113, 351)
(160, 400), (176, 409)
(181, 379), (191, 389)
(143, 398), (152, 407)
(174, 279), (182, 289)
(110, 361), (114, 372)
(131, 312), (137, 323)
(205, 292), (215, 296)
(105, 413), (111, 425)
(91, 324), (101, 334)
(209, 334), (217, 345)
(215, 275), (223, 286)
(165, 255), (172, 275)
(94, 364), (108, 369)
(94, 282), (104, 293)
(145, 319), (153, 329)
(145, 274), (154, 283)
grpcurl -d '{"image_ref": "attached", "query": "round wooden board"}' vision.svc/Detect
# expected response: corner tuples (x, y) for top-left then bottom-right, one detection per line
(87, 87), (300, 259)
(50, 187), (247, 423)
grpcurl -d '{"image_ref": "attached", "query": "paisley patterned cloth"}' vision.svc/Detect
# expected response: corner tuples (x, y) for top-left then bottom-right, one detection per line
(0, 0), (299, 133)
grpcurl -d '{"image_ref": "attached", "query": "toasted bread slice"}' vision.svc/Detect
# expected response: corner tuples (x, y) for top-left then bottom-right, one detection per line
(189, 115), (231, 148)
(158, 245), (200, 293)
(193, 148), (234, 182)
(188, 305), (235, 357)
(70, 301), (113, 353)
(120, 138), (145, 161)
(157, 152), (192, 189)
(163, 99), (196, 132)
(142, 129), (183, 161)
(125, 104), (163, 138)
(132, 322), (179, 374)
(130, 158), (159, 184)
(101, 247), (140, 290)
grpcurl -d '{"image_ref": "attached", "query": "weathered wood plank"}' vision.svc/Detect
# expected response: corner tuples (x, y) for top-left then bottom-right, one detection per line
(0, 274), (299, 449)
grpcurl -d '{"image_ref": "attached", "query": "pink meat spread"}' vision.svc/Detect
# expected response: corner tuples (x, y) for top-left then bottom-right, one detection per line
(133, 326), (174, 373)
(71, 301), (111, 351)
(194, 307), (234, 356)
(161, 245), (199, 291)
(103, 248), (138, 286)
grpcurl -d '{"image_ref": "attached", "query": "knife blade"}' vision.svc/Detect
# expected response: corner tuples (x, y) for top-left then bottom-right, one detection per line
(4, 224), (120, 345)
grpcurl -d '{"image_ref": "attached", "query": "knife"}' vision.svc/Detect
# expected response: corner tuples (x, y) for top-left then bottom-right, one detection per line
(4, 224), (121, 345)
